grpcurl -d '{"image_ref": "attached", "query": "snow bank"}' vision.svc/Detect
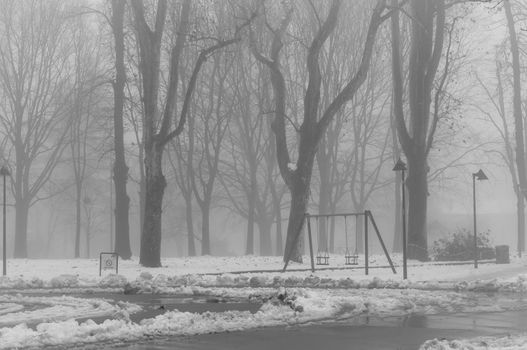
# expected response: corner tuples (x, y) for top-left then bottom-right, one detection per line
(421, 334), (527, 350)
(5, 271), (527, 296)
(0, 294), (141, 327)
(2, 255), (527, 295)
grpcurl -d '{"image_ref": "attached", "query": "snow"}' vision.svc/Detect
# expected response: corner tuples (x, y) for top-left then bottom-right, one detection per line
(421, 335), (527, 350)
(0, 254), (527, 349)
(0, 294), (140, 327)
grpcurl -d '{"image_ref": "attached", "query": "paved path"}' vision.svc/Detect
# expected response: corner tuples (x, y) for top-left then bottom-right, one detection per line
(118, 310), (527, 350)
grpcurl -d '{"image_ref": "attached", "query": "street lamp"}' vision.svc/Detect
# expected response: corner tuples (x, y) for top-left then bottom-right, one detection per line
(393, 158), (407, 280)
(0, 165), (10, 276)
(472, 169), (488, 269)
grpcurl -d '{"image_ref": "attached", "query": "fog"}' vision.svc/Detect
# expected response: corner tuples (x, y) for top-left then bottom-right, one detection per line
(0, 0), (523, 264)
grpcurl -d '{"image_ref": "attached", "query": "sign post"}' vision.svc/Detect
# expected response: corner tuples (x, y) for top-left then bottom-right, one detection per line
(99, 252), (119, 276)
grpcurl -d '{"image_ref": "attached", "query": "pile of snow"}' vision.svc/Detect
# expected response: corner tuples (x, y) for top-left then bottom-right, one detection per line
(0, 294), (141, 328)
(421, 334), (527, 350)
(3, 271), (527, 296)
(1, 287), (526, 349)
(2, 255), (527, 293)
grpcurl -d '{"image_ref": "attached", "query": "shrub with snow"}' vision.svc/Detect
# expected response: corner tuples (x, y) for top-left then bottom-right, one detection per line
(431, 229), (495, 262)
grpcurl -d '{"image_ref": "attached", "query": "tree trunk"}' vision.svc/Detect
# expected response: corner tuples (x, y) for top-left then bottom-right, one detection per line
(517, 189), (525, 255)
(112, 0), (132, 260)
(273, 191), (283, 256)
(14, 200), (29, 258)
(185, 195), (196, 256)
(201, 201), (211, 255)
(283, 165), (313, 263)
(317, 151), (331, 251)
(113, 163), (131, 258)
(139, 144), (166, 267)
(258, 217), (273, 256)
(246, 184), (255, 255)
(504, 0), (527, 256)
(139, 144), (145, 236)
(390, 0), (444, 262)
(75, 185), (82, 258)
(406, 154), (428, 261)
(392, 170), (403, 252)
(86, 220), (91, 258)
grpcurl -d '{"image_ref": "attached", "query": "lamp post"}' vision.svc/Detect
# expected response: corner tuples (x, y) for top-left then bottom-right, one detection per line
(0, 165), (10, 276)
(393, 158), (407, 279)
(472, 169), (488, 269)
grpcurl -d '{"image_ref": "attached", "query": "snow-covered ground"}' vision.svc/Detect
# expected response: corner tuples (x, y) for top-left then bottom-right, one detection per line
(421, 335), (527, 350)
(0, 254), (526, 349)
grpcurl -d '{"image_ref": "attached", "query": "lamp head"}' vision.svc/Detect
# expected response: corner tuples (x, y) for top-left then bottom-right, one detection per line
(473, 169), (488, 181)
(393, 158), (407, 172)
(0, 166), (10, 177)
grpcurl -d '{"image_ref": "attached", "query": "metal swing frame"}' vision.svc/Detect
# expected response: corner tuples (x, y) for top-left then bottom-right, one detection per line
(286, 210), (396, 275)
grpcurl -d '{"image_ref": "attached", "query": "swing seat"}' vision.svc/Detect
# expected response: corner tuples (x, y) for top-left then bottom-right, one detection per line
(316, 251), (330, 265)
(345, 251), (358, 265)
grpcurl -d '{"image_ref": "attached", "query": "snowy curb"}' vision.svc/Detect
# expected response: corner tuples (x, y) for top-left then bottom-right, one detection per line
(2, 272), (527, 294)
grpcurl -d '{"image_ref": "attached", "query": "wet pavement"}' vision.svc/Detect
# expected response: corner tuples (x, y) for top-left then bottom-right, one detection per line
(116, 310), (527, 350)
(5, 290), (527, 350)
(74, 293), (262, 324)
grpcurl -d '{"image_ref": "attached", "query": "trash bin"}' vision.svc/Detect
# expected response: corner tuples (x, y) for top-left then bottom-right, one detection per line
(495, 245), (510, 264)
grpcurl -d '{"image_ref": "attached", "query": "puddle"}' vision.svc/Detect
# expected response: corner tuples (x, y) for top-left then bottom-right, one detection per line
(75, 293), (262, 324)
(105, 310), (527, 350)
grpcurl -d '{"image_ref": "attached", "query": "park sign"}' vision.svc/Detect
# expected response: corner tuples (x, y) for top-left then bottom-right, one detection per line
(99, 252), (119, 276)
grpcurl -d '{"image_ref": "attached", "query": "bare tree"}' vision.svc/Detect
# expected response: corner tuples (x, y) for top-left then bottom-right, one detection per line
(219, 44), (281, 256)
(251, 0), (389, 263)
(131, 0), (248, 266)
(68, 13), (107, 258)
(0, 0), (73, 257)
(190, 50), (234, 255)
(475, 53), (522, 255)
(391, 0), (446, 261)
(111, 0), (132, 259)
(504, 0), (526, 254)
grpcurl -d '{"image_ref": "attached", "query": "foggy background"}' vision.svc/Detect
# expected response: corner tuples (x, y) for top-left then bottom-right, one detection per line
(0, 0), (522, 259)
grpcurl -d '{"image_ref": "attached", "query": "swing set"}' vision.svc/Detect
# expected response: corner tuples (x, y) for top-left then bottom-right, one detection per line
(283, 210), (396, 275)
(312, 214), (359, 266)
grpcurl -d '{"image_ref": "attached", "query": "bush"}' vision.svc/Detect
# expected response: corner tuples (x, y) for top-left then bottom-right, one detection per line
(431, 228), (495, 262)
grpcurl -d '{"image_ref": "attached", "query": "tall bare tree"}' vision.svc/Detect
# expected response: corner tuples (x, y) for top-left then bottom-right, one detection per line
(131, 0), (248, 266)
(391, 0), (446, 261)
(251, 0), (389, 263)
(504, 0), (526, 254)
(190, 53), (233, 255)
(0, 0), (73, 257)
(69, 13), (106, 258)
(111, 0), (132, 259)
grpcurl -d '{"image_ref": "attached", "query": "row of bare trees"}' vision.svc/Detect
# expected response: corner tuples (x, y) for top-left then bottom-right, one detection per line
(0, 0), (505, 264)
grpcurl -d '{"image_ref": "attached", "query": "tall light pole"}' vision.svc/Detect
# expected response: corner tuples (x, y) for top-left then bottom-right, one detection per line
(473, 169), (488, 269)
(0, 165), (10, 276)
(393, 158), (407, 279)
